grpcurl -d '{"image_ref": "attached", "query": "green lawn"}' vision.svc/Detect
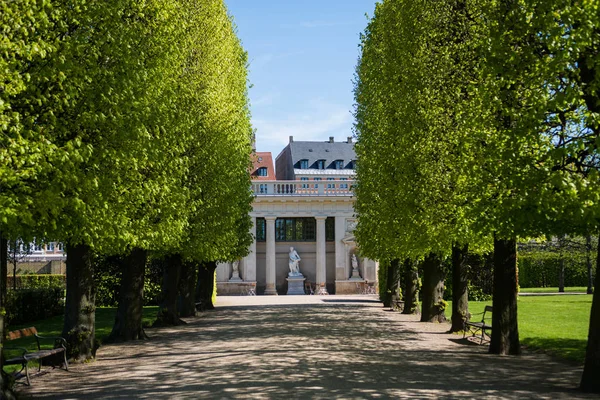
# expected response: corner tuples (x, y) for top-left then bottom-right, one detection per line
(3, 307), (158, 372)
(520, 286), (588, 293)
(447, 295), (592, 363)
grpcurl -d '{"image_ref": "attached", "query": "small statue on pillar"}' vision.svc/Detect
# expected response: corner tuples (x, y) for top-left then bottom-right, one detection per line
(229, 259), (242, 282)
(350, 253), (362, 280)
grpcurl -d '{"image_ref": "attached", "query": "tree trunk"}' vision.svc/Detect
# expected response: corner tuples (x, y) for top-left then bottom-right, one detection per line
(107, 247), (148, 343)
(558, 237), (565, 292)
(581, 231), (600, 392)
(154, 253), (185, 326)
(587, 235), (594, 295)
(0, 232), (16, 399)
(490, 236), (520, 355)
(450, 244), (469, 332)
(196, 261), (217, 311)
(389, 259), (402, 311)
(402, 259), (419, 314)
(178, 260), (198, 317)
(420, 253), (446, 323)
(382, 260), (393, 308)
(62, 242), (97, 362)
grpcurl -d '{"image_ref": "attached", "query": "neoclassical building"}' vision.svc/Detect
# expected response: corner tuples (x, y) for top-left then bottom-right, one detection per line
(216, 136), (377, 295)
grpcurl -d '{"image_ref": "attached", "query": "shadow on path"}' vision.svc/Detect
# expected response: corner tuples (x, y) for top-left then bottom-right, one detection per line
(20, 297), (592, 399)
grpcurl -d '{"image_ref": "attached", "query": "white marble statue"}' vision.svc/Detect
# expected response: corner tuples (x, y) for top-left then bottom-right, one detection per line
(232, 260), (240, 275)
(288, 247), (302, 276)
(350, 253), (361, 280)
(352, 254), (358, 271)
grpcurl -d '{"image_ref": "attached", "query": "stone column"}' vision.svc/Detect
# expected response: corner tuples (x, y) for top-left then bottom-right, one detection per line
(264, 216), (278, 295)
(243, 216), (257, 282)
(334, 216), (346, 281)
(315, 216), (328, 293)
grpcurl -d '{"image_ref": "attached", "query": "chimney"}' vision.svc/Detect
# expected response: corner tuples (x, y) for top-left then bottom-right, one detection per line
(347, 137), (353, 144)
(329, 136), (334, 143)
(289, 136), (294, 143)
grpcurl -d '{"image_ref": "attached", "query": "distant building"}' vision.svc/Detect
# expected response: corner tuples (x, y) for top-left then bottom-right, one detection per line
(217, 136), (377, 295)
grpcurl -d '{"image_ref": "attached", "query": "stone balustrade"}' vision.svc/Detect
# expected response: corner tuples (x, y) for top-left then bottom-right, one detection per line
(252, 180), (354, 196)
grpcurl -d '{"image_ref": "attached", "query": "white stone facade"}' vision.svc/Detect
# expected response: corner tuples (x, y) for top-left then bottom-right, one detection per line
(216, 180), (378, 295)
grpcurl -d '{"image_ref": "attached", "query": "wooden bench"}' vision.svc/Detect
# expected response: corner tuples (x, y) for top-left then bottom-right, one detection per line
(3, 327), (69, 385)
(463, 305), (493, 344)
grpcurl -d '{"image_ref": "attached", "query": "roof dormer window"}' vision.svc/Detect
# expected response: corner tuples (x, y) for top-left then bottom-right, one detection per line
(335, 160), (344, 170)
(316, 159), (325, 169)
(257, 167), (268, 177)
(299, 159), (308, 169)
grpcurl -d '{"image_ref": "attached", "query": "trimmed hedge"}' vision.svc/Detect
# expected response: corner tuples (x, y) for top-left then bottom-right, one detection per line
(5, 288), (65, 326)
(6, 274), (65, 290)
(519, 252), (590, 288)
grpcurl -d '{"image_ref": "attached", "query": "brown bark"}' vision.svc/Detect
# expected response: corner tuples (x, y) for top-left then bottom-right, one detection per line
(490, 237), (520, 355)
(107, 247), (148, 343)
(581, 231), (600, 392)
(178, 260), (198, 317)
(154, 254), (185, 326)
(196, 261), (217, 311)
(402, 259), (419, 315)
(450, 244), (469, 332)
(389, 259), (402, 310)
(62, 242), (98, 362)
(420, 253), (446, 323)
(0, 232), (16, 398)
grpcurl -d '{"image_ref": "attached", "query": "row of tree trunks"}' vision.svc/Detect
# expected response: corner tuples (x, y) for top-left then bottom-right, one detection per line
(581, 232), (600, 392)
(0, 232), (16, 399)
(402, 259), (419, 315)
(107, 248), (148, 343)
(420, 253), (446, 323)
(490, 237), (520, 355)
(389, 259), (402, 310)
(196, 261), (217, 311)
(154, 254), (185, 327)
(62, 242), (98, 362)
(450, 244), (469, 333)
(179, 261), (198, 318)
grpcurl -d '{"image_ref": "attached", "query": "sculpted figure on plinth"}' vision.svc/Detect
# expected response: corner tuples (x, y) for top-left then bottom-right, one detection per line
(288, 247), (302, 276)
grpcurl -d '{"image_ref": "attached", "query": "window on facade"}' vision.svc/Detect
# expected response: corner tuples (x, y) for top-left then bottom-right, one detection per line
(33, 242), (43, 252)
(335, 160), (344, 170)
(47, 242), (55, 252)
(314, 177), (322, 188)
(56, 242), (64, 251)
(316, 160), (325, 169)
(299, 159), (308, 169)
(326, 217), (335, 241)
(256, 218), (266, 242)
(257, 167), (268, 177)
(327, 177), (335, 188)
(340, 177), (348, 189)
(300, 177), (308, 188)
(275, 218), (317, 241)
(259, 184), (268, 194)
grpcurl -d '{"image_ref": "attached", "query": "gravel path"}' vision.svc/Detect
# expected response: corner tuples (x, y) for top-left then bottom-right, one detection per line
(19, 295), (593, 399)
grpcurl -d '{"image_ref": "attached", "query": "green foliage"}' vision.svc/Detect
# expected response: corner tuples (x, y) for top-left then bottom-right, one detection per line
(5, 288), (64, 326)
(519, 251), (590, 288)
(7, 274), (65, 290)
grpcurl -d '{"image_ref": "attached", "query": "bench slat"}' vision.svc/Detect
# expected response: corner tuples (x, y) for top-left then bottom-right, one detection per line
(6, 327), (38, 340)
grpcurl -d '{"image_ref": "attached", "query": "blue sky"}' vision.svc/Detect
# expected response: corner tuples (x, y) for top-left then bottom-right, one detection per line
(225, 0), (377, 157)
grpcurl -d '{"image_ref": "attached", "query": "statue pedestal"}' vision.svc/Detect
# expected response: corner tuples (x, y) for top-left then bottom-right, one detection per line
(286, 275), (306, 295)
(349, 268), (362, 281)
(229, 271), (242, 282)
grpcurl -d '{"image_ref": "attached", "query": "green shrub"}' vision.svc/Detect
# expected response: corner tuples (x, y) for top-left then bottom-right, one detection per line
(519, 252), (589, 288)
(5, 288), (64, 326)
(7, 274), (65, 290)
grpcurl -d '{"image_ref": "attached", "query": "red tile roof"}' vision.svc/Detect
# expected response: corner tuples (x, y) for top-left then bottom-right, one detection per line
(250, 152), (275, 180)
